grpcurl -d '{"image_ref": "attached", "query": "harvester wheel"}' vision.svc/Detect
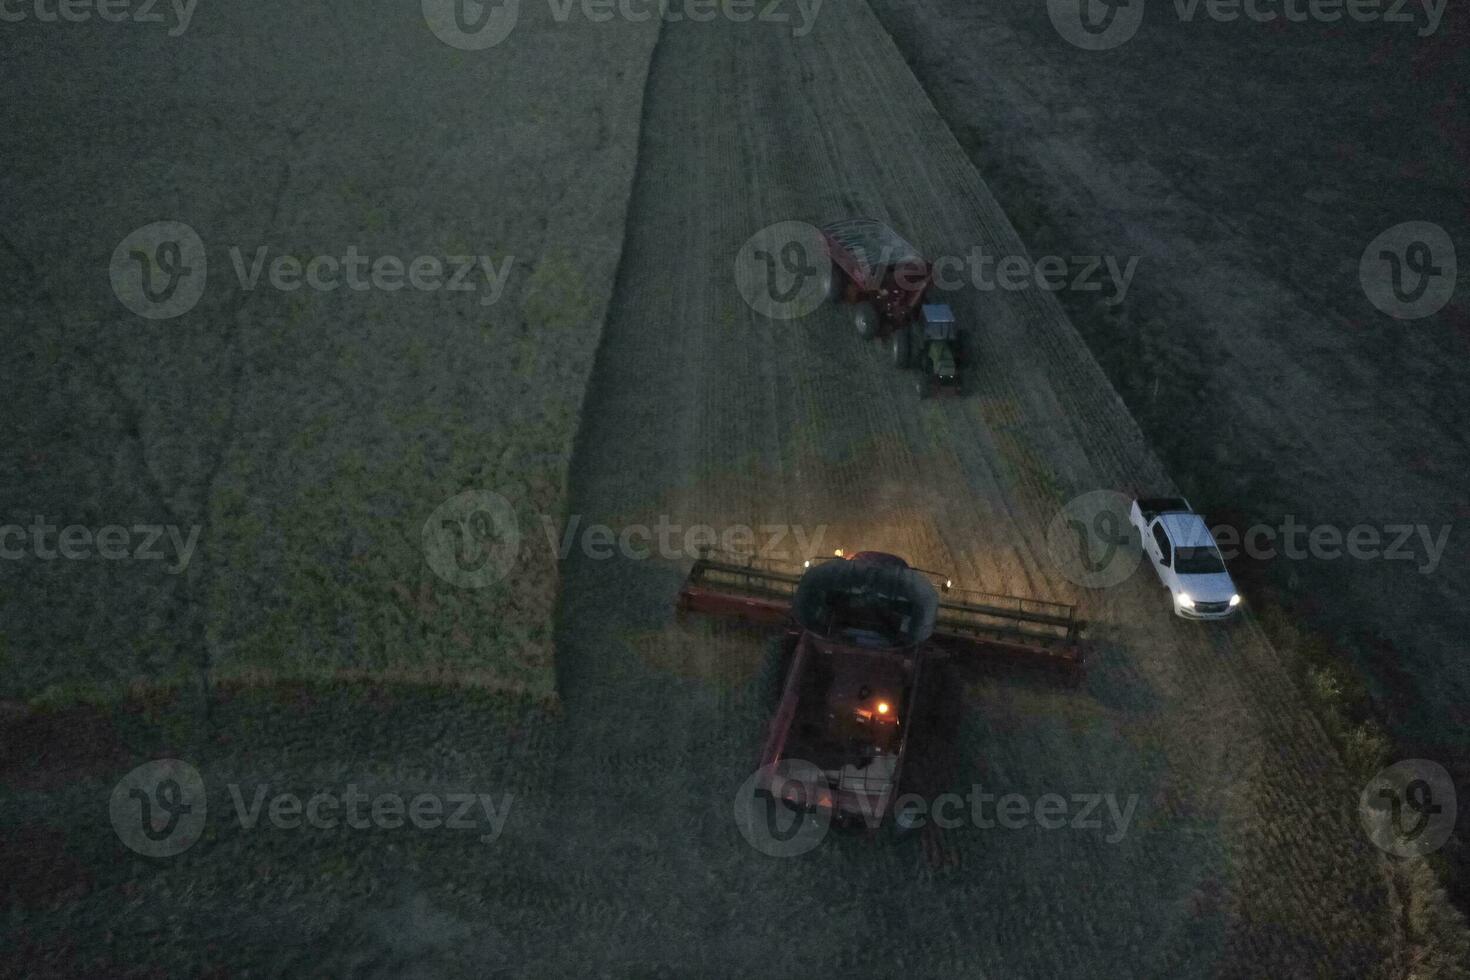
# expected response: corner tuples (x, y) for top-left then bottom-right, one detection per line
(889, 327), (910, 367)
(854, 303), (878, 339)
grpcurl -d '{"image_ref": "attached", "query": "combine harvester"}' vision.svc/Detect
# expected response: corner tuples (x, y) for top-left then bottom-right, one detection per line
(678, 548), (1086, 832)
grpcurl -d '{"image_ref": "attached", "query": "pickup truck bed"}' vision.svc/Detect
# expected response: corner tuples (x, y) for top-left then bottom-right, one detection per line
(1134, 497), (1192, 522)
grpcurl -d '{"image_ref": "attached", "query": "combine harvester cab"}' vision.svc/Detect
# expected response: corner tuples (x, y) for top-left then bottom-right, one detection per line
(677, 549), (1086, 831)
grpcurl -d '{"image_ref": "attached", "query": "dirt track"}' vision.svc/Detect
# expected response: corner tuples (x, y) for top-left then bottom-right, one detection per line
(541, 4), (1405, 975)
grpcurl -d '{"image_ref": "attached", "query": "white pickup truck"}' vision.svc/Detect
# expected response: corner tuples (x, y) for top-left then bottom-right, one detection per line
(1129, 497), (1241, 620)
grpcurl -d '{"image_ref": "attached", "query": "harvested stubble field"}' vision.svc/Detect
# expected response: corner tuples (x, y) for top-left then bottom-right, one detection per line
(867, 0), (1470, 916)
(3, 0), (1469, 977)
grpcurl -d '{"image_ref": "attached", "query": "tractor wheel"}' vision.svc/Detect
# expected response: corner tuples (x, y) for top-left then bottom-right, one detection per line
(889, 327), (910, 368)
(854, 303), (878, 339)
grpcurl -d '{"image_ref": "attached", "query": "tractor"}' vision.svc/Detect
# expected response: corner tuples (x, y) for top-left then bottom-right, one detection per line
(820, 218), (972, 396)
(891, 303), (968, 399)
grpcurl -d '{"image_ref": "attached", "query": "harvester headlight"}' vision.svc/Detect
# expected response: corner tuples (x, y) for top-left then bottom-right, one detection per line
(1177, 592), (1194, 609)
(1229, 593), (1241, 607)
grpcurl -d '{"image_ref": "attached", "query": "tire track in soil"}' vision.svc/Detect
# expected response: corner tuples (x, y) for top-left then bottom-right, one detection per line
(542, 4), (1396, 976)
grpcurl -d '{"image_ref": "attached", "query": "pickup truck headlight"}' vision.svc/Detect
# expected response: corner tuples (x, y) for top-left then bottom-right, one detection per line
(1229, 594), (1241, 607)
(1177, 592), (1194, 609)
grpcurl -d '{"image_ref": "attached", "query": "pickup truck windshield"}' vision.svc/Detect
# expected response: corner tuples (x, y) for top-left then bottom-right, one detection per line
(1175, 546), (1226, 574)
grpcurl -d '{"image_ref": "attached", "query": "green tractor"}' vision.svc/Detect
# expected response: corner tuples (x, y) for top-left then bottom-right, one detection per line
(889, 303), (969, 398)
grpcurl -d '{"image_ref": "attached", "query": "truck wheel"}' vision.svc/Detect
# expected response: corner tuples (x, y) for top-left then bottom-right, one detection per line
(854, 303), (878, 339)
(889, 327), (910, 367)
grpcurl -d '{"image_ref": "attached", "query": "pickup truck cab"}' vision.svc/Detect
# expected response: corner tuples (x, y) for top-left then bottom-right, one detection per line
(1129, 497), (1241, 620)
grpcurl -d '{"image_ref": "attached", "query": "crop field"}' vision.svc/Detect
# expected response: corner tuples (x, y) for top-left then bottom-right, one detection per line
(3, 0), (1467, 977)
(0, 0), (661, 704)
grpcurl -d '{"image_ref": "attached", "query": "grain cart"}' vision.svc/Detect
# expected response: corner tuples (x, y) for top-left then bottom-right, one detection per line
(891, 303), (969, 399)
(820, 217), (932, 340)
(677, 549), (1086, 830)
